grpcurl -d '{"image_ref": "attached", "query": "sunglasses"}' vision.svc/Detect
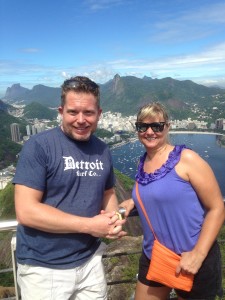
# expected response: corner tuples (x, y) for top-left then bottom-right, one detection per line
(135, 122), (166, 133)
(63, 79), (98, 89)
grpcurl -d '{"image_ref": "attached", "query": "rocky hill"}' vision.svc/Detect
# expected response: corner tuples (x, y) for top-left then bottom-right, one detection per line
(4, 84), (60, 107)
(0, 99), (11, 113)
(0, 111), (25, 169)
(23, 102), (58, 120)
(3, 75), (225, 119)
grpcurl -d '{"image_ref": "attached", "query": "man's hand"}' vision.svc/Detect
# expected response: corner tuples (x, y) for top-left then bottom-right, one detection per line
(100, 210), (127, 239)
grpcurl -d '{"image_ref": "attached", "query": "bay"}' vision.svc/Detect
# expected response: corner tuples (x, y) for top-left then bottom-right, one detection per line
(111, 133), (225, 197)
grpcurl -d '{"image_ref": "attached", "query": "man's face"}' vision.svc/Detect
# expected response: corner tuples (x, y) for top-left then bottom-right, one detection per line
(58, 91), (102, 141)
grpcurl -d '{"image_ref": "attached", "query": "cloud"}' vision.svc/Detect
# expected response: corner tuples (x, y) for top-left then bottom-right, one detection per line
(61, 71), (71, 78)
(85, 0), (126, 11)
(1, 40), (225, 92)
(148, 2), (225, 43)
(105, 42), (225, 74)
(19, 48), (41, 53)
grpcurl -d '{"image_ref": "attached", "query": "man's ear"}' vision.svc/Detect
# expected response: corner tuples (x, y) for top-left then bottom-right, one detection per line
(58, 106), (63, 115)
(98, 108), (102, 119)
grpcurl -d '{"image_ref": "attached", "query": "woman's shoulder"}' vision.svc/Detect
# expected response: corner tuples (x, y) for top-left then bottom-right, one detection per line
(180, 147), (198, 157)
(179, 147), (203, 165)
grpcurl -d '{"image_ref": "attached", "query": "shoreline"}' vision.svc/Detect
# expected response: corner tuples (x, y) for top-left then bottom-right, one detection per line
(110, 131), (225, 149)
(169, 131), (224, 135)
(111, 133), (225, 199)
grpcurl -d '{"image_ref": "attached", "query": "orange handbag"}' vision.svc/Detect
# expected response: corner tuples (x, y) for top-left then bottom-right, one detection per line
(136, 182), (194, 292)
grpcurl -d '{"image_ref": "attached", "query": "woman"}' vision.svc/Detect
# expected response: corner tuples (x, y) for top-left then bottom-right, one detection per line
(121, 102), (225, 300)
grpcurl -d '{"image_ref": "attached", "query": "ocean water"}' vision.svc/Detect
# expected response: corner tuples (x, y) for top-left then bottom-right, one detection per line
(111, 133), (225, 197)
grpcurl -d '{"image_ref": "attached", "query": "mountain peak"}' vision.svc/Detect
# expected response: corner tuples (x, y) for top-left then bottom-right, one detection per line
(112, 74), (121, 93)
(143, 76), (153, 81)
(5, 84), (29, 100)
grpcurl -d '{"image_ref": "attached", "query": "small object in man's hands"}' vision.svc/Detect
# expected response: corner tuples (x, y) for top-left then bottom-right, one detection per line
(116, 207), (126, 220)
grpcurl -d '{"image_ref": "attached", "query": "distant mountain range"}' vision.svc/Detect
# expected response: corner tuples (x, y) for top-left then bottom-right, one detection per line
(3, 74), (225, 119)
(4, 83), (60, 107)
(0, 99), (58, 168)
(1, 74), (225, 169)
(0, 101), (25, 168)
(100, 75), (225, 115)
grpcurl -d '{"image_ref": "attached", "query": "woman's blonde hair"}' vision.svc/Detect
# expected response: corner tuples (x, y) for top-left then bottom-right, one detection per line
(137, 102), (170, 123)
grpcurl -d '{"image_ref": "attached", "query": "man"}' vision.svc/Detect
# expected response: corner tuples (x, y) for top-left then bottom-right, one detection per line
(13, 76), (126, 300)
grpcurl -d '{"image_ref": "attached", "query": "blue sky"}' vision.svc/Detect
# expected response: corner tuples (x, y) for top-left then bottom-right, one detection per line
(1, 0), (225, 96)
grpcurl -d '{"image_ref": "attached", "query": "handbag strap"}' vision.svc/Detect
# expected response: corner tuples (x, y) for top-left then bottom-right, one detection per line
(135, 181), (158, 240)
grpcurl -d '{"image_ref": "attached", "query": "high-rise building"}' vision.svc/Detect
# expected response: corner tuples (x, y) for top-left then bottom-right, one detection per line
(215, 118), (224, 130)
(36, 124), (46, 133)
(26, 124), (31, 136)
(31, 125), (37, 135)
(10, 123), (20, 142)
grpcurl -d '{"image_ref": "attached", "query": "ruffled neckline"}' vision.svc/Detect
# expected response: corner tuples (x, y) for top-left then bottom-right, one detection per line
(135, 144), (188, 185)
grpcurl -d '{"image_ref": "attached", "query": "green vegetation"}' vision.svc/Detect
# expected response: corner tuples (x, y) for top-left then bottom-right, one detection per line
(0, 111), (27, 137)
(219, 225), (225, 240)
(218, 135), (225, 147)
(0, 262), (14, 287)
(5, 77), (225, 118)
(0, 183), (16, 219)
(95, 128), (114, 139)
(100, 75), (225, 117)
(219, 226), (225, 293)
(0, 183), (16, 287)
(0, 111), (24, 168)
(121, 254), (139, 281)
(114, 169), (135, 190)
(23, 102), (57, 120)
(109, 256), (120, 265)
(0, 139), (22, 169)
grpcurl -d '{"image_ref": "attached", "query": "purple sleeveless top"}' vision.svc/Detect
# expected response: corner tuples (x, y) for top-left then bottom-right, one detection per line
(132, 145), (205, 259)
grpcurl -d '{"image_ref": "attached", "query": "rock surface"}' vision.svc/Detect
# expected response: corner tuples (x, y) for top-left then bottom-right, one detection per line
(104, 235), (143, 300)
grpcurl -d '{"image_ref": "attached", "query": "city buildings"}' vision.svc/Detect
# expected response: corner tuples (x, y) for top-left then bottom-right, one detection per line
(10, 123), (20, 142)
(2, 113), (224, 190)
(215, 119), (225, 130)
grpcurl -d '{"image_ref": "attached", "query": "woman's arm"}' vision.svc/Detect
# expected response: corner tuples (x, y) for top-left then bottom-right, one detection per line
(176, 149), (225, 275)
(119, 198), (136, 217)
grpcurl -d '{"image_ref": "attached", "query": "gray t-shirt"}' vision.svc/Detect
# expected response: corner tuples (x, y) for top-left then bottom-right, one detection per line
(13, 127), (115, 269)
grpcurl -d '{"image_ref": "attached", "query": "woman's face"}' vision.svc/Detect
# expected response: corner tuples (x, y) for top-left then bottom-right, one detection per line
(136, 115), (169, 150)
